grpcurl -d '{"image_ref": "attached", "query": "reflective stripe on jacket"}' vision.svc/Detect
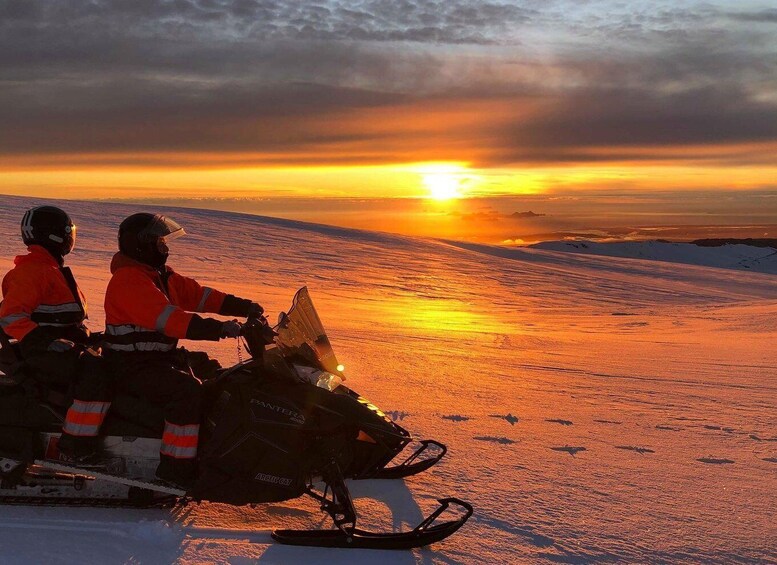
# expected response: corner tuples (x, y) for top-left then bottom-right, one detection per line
(0, 245), (88, 341)
(103, 252), (227, 353)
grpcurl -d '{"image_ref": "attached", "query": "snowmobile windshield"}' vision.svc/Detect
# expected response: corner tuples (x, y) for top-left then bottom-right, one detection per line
(274, 287), (345, 378)
(138, 214), (185, 243)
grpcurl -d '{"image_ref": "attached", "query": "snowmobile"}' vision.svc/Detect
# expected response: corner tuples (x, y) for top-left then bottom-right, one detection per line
(0, 287), (472, 549)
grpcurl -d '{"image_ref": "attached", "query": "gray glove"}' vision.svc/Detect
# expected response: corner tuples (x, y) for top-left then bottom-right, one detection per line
(221, 320), (242, 338)
(48, 339), (76, 353)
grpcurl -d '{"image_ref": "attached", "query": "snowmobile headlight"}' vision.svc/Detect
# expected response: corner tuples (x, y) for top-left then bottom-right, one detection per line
(292, 364), (343, 391)
(315, 371), (343, 392)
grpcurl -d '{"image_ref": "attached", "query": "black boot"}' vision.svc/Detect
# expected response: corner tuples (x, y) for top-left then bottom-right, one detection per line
(57, 433), (100, 463)
(156, 455), (197, 490)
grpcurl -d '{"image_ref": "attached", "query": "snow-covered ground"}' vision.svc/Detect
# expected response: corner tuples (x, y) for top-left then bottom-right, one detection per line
(0, 194), (775, 564)
(531, 239), (777, 274)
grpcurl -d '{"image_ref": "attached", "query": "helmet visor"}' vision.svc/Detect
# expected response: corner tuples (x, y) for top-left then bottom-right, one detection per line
(64, 223), (76, 253)
(137, 214), (185, 243)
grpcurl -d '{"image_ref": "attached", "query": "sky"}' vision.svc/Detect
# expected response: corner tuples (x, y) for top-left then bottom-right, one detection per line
(1, 1), (776, 240)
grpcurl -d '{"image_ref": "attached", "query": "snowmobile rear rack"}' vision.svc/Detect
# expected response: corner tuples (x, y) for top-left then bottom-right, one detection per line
(369, 439), (447, 479)
(271, 497), (473, 549)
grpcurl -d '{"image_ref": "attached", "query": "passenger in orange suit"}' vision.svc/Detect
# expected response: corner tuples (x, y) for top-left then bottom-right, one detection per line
(0, 206), (110, 460)
(103, 213), (263, 487)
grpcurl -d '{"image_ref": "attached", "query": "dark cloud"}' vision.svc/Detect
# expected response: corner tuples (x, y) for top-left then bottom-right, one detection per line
(489, 84), (777, 160)
(727, 9), (777, 23)
(0, 79), (407, 155)
(0, 0), (534, 45)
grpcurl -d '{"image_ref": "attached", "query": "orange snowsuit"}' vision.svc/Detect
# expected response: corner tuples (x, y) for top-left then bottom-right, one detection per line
(104, 252), (228, 353)
(104, 252), (252, 463)
(0, 245), (87, 344)
(0, 245), (109, 440)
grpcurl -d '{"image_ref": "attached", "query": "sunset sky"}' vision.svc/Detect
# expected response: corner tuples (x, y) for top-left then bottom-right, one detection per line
(1, 1), (776, 241)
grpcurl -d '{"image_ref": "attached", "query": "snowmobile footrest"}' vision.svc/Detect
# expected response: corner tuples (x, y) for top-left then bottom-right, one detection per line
(370, 440), (447, 479)
(271, 497), (473, 549)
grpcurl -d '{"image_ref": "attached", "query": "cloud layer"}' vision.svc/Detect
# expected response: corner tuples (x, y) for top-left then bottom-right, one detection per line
(1, 0), (775, 169)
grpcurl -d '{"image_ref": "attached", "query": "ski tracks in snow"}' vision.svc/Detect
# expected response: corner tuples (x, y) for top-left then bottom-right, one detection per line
(435, 407), (775, 470)
(390, 403), (770, 471)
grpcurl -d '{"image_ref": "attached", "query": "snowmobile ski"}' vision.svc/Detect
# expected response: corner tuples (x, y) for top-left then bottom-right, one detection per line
(271, 497), (473, 549)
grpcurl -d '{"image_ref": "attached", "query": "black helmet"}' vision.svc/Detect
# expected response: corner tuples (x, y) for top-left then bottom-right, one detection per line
(21, 206), (76, 257)
(118, 213), (185, 268)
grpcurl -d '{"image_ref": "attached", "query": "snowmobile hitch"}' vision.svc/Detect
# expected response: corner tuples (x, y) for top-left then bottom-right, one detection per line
(271, 497), (473, 550)
(370, 439), (447, 479)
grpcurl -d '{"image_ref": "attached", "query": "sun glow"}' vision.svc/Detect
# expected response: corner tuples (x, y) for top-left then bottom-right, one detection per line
(424, 173), (461, 200)
(418, 163), (471, 200)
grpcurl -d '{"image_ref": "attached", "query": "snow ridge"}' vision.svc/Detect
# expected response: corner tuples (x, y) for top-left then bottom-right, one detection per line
(531, 239), (777, 274)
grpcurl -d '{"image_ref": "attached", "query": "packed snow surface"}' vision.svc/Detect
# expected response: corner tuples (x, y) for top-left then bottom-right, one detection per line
(0, 195), (775, 564)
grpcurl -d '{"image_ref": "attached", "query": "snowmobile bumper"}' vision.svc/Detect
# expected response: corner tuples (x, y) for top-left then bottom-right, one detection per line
(368, 439), (447, 480)
(271, 497), (473, 549)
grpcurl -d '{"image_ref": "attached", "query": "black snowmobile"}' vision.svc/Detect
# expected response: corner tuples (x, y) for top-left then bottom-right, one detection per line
(0, 287), (472, 549)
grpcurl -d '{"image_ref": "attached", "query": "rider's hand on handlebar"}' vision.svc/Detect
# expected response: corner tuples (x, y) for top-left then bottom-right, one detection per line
(247, 302), (264, 318)
(221, 319), (242, 338)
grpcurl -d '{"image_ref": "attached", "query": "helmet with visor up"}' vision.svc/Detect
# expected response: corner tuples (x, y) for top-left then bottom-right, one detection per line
(118, 213), (185, 268)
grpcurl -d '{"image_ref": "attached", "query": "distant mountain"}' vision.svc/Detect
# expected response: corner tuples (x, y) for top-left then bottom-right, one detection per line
(691, 238), (777, 249)
(511, 211), (545, 218)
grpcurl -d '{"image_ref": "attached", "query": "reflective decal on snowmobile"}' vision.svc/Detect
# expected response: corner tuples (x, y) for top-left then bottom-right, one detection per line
(249, 398), (305, 425)
(356, 396), (391, 422)
(254, 472), (294, 487)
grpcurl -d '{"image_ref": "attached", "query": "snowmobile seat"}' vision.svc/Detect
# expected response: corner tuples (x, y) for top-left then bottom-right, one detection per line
(101, 393), (165, 438)
(0, 393), (62, 430)
(0, 329), (75, 419)
(0, 394), (63, 463)
(0, 330), (26, 390)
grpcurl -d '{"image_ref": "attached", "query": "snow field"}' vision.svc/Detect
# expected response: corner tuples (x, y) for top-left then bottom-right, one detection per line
(0, 195), (774, 563)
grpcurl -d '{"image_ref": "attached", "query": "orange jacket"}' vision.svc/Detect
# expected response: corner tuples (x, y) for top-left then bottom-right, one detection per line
(103, 253), (229, 353)
(0, 245), (88, 342)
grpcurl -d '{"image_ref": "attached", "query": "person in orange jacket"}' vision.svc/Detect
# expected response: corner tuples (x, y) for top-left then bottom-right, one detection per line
(0, 206), (111, 460)
(103, 212), (263, 487)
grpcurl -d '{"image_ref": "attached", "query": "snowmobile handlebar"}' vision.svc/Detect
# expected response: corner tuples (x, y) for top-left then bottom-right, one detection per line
(240, 314), (277, 358)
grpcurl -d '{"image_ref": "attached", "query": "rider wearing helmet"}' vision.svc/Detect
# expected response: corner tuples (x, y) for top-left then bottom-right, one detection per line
(0, 206), (111, 459)
(104, 212), (263, 487)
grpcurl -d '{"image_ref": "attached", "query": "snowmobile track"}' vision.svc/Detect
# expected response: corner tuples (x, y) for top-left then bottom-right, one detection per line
(34, 459), (186, 496)
(0, 494), (178, 508)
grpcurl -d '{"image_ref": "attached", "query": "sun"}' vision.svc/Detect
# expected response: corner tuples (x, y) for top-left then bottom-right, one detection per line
(423, 173), (462, 200)
(419, 164), (468, 200)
